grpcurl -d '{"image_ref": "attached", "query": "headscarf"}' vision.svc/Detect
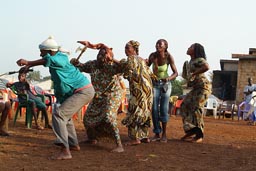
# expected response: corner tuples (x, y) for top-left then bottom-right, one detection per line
(39, 36), (70, 54)
(127, 40), (140, 55)
(39, 36), (60, 51)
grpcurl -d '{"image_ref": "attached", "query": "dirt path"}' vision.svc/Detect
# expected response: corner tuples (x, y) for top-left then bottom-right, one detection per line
(0, 115), (255, 171)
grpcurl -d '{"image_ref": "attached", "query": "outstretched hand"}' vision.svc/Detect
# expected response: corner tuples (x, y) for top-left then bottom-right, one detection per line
(70, 58), (80, 66)
(77, 41), (90, 47)
(16, 59), (28, 66)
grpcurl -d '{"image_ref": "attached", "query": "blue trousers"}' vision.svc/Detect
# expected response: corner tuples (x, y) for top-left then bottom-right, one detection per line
(152, 81), (172, 134)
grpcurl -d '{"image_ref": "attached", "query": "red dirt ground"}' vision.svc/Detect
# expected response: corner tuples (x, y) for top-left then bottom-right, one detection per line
(0, 114), (256, 171)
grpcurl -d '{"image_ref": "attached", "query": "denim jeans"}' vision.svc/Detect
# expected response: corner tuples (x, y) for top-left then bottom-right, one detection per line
(152, 81), (172, 134)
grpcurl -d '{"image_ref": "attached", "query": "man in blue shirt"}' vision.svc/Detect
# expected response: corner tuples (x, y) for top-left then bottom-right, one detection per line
(16, 36), (95, 160)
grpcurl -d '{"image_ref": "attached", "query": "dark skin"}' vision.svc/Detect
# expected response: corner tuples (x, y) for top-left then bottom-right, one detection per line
(147, 40), (178, 82)
(16, 50), (57, 69)
(181, 43), (209, 143)
(0, 100), (11, 136)
(16, 49), (75, 159)
(123, 43), (151, 145)
(71, 41), (124, 153)
(148, 40), (178, 142)
(186, 43), (209, 77)
(244, 78), (253, 96)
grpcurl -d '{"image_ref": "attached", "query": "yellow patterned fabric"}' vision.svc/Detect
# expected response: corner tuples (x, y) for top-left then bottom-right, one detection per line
(187, 58), (210, 88)
(120, 55), (154, 140)
(180, 57), (211, 133)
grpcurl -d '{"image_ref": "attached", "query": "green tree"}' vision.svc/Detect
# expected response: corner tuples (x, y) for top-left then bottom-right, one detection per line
(27, 70), (41, 82)
(171, 79), (183, 96)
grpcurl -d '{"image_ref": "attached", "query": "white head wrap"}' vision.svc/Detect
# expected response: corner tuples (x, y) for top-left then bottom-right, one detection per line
(39, 36), (60, 51)
(38, 36), (70, 54)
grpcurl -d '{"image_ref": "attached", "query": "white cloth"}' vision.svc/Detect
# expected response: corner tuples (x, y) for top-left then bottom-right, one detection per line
(39, 36), (60, 51)
(244, 84), (256, 103)
(38, 36), (70, 54)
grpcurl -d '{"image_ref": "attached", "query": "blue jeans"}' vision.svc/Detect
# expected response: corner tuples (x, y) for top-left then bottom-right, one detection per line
(152, 81), (172, 134)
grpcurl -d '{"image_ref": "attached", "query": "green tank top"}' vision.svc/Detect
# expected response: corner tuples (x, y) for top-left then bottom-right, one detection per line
(154, 63), (168, 79)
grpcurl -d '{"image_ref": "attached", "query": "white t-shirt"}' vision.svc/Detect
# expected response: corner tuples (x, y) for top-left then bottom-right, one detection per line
(244, 84), (256, 103)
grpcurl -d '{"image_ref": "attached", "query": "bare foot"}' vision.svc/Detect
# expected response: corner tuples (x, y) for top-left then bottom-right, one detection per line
(181, 136), (193, 142)
(36, 125), (44, 130)
(0, 129), (10, 136)
(141, 138), (151, 143)
(49, 148), (72, 160)
(181, 132), (195, 141)
(160, 136), (168, 143)
(191, 137), (203, 143)
(151, 134), (160, 142)
(125, 139), (141, 146)
(70, 145), (80, 151)
(111, 146), (124, 153)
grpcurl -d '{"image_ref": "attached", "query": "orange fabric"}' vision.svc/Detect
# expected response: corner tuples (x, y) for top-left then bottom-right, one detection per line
(118, 79), (127, 112)
(172, 99), (183, 115)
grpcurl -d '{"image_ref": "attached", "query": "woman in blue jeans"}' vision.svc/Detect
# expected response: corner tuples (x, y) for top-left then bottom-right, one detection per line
(147, 39), (178, 142)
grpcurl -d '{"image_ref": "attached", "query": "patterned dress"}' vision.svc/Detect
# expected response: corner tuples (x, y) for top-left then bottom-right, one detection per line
(180, 57), (211, 133)
(77, 60), (123, 143)
(120, 55), (154, 140)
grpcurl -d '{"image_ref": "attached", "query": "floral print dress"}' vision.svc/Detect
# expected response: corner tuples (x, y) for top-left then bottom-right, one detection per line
(180, 57), (211, 133)
(77, 60), (123, 143)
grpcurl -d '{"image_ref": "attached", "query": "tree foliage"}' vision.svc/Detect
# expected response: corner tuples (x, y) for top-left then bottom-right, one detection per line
(27, 71), (41, 82)
(171, 79), (183, 96)
(26, 71), (51, 82)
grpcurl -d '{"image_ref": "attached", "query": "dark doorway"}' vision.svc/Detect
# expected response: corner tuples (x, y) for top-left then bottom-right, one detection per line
(212, 71), (237, 100)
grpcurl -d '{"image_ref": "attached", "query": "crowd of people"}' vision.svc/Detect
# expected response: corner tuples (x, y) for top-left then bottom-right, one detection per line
(0, 36), (211, 160)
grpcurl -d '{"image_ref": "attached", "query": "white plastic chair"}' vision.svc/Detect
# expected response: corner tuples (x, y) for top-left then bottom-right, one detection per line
(203, 98), (218, 119)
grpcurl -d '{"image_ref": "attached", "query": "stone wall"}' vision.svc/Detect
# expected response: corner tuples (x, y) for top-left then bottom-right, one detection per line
(236, 59), (256, 103)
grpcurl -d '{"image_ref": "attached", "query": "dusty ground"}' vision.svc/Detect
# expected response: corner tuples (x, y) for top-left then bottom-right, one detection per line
(0, 113), (256, 171)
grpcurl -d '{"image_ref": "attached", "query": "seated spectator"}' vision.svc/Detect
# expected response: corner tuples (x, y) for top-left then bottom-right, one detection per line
(0, 81), (11, 136)
(7, 68), (51, 130)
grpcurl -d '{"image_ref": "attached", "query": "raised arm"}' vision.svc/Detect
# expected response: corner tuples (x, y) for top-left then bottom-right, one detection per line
(77, 41), (109, 50)
(16, 58), (46, 69)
